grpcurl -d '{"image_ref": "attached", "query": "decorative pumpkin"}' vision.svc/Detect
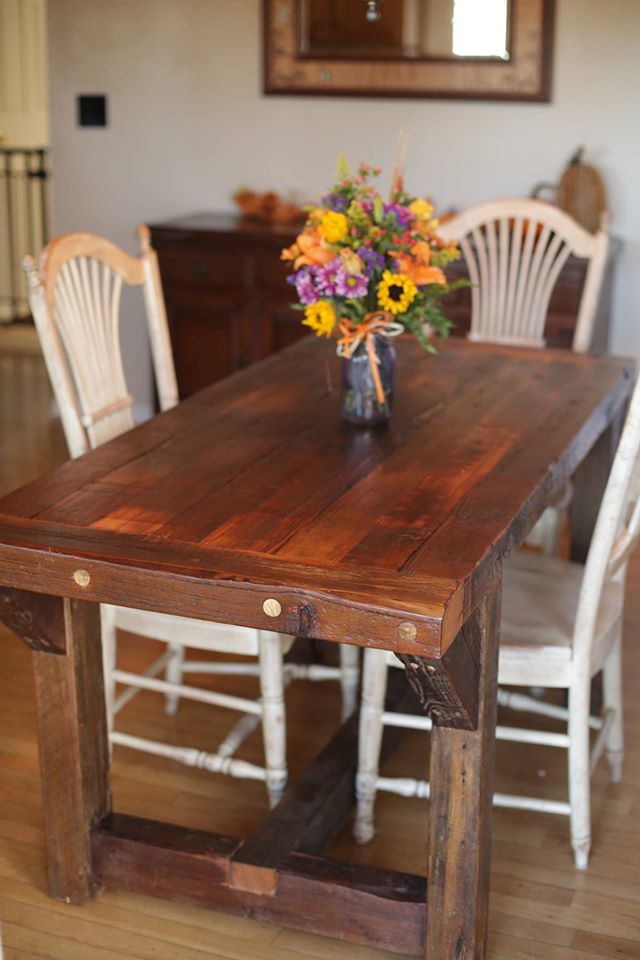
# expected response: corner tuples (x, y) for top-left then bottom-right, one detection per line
(232, 188), (303, 225)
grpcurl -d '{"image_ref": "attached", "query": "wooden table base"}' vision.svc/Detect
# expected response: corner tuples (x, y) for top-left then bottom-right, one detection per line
(0, 589), (502, 959)
(89, 583), (499, 959)
(92, 815), (426, 956)
(92, 670), (427, 956)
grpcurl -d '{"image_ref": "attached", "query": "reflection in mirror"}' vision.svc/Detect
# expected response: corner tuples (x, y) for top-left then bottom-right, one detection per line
(300, 0), (511, 61)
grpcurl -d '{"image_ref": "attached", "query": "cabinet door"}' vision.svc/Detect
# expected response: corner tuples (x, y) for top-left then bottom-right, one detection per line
(165, 297), (246, 398)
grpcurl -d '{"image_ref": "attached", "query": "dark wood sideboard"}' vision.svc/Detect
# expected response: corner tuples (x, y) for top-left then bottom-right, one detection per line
(149, 212), (617, 399)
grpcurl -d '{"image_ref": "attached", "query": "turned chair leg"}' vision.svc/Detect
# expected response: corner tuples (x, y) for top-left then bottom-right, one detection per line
(603, 622), (624, 782)
(541, 507), (562, 557)
(568, 680), (592, 870)
(354, 648), (388, 844)
(339, 644), (360, 721)
(100, 604), (117, 747)
(259, 631), (287, 808)
(164, 642), (185, 716)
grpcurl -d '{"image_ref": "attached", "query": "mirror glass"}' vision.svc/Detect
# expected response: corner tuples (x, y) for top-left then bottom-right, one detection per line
(300, 0), (511, 61)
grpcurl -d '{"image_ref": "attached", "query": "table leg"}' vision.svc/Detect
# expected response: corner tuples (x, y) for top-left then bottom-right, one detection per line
(424, 585), (501, 960)
(0, 590), (111, 904)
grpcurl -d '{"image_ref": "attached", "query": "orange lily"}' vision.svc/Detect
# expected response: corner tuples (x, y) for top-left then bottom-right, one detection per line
(395, 240), (446, 286)
(284, 228), (333, 269)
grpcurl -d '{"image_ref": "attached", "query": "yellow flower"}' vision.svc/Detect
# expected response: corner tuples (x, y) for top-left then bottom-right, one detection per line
(319, 210), (348, 244)
(409, 199), (434, 221)
(377, 271), (417, 315)
(302, 300), (337, 337)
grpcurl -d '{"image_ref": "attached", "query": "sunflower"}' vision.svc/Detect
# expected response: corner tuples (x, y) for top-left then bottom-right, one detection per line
(377, 271), (417, 315)
(302, 300), (337, 337)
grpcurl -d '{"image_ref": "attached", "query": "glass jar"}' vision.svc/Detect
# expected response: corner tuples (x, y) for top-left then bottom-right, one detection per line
(341, 334), (395, 426)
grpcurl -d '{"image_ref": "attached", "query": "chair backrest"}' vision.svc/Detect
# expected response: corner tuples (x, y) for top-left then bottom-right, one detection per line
(438, 199), (609, 353)
(22, 226), (179, 458)
(573, 371), (640, 672)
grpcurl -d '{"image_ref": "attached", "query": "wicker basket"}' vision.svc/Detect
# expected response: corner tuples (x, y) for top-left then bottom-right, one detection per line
(556, 148), (607, 233)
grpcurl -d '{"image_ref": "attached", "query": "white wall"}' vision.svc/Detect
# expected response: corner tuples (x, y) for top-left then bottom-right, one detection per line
(47, 0), (640, 413)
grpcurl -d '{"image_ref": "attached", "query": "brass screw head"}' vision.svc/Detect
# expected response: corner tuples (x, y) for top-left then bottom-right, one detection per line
(263, 598), (282, 618)
(398, 622), (417, 642)
(73, 569), (91, 588)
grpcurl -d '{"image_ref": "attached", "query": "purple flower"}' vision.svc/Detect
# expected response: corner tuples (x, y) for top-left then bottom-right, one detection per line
(316, 258), (343, 296)
(357, 246), (385, 276)
(292, 267), (323, 305)
(321, 194), (349, 212)
(384, 203), (413, 226)
(336, 270), (368, 298)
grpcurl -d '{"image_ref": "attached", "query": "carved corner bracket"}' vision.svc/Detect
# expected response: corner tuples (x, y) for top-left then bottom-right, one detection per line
(0, 588), (66, 654)
(396, 613), (484, 731)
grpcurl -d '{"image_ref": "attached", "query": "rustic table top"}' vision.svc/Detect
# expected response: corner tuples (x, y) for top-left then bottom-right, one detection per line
(0, 338), (632, 658)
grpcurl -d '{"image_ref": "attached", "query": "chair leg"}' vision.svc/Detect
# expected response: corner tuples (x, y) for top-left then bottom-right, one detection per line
(568, 680), (592, 870)
(339, 643), (360, 721)
(100, 604), (117, 748)
(259, 631), (287, 808)
(603, 623), (624, 782)
(354, 648), (388, 844)
(543, 505), (565, 556)
(164, 642), (185, 716)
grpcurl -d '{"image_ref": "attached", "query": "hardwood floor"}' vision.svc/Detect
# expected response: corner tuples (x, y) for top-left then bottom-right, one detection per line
(0, 337), (639, 959)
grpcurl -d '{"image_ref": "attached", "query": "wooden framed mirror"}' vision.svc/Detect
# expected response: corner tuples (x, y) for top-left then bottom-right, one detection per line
(264, 0), (554, 101)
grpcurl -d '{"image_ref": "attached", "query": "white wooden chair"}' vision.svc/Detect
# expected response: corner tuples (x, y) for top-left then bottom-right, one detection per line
(439, 199), (610, 556)
(438, 198), (609, 352)
(23, 227), (360, 807)
(354, 369), (640, 869)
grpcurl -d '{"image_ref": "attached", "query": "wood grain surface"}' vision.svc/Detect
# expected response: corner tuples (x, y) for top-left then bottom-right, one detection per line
(0, 338), (632, 658)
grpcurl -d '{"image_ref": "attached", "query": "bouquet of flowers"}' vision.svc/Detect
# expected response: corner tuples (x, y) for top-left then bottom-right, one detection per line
(280, 158), (466, 425)
(281, 158), (464, 351)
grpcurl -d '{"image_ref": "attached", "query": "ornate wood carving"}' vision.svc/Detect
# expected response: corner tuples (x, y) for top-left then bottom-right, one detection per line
(397, 603), (483, 730)
(0, 587), (65, 653)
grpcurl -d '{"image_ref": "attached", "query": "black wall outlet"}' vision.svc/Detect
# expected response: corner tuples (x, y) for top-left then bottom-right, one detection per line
(77, 95), (108, 128)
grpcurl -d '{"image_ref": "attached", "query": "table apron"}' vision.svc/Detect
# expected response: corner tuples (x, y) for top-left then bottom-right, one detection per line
(0, 545), (450, 657)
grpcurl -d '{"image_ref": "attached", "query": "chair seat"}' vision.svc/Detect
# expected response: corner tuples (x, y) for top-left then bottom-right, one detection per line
(112, 605), (296, 656)
(498, 551), (623, 686)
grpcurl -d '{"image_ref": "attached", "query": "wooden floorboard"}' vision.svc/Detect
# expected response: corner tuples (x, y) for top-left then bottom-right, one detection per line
(1, 343), (639, 958)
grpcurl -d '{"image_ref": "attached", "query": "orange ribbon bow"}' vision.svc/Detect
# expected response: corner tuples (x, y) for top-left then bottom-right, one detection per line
(337, 311), (403, 405)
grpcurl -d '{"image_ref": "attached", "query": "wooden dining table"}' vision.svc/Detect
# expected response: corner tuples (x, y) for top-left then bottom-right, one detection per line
(0, 336), (633, 959)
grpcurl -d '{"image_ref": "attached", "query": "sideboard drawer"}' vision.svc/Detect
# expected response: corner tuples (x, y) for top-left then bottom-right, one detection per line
(159, 251), (249, 291)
